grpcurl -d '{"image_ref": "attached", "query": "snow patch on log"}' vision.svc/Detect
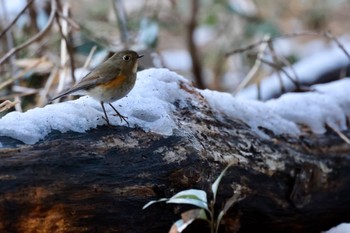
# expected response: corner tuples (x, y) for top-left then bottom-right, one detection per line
(0, 68), (349, 145)
(266, 78), (350, 134)
(200, 89), (300, 138)
(324, 223), (350, 233)
(0, 69), (190, 144)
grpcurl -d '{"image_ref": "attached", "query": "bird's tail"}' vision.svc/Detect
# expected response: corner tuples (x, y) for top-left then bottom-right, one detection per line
(49, 87), (85, 103)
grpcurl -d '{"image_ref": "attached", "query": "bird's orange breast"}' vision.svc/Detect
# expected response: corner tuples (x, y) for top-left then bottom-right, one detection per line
(101, 74), (126, 89)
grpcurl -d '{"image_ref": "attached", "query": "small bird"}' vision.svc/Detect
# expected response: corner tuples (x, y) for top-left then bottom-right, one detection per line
(50, 50), (143, 126)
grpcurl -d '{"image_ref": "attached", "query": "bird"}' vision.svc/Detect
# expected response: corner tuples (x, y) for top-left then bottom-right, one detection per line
(50, 50), (143, 126)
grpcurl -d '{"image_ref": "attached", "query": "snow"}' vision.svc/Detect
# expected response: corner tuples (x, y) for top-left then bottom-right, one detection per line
(201, 77), (350, 137)
(2, 0), (26, 23)
(324, 223), (350, 233)
(2, 0), (48, 30)
(266, 78), (350, 134)
(0, 69), (190, 144)
(312, 78), (350, 117)
(0, 68), (349, 145)
(138, 18), (159, 48)
(0, 100), (101, 144)
(200, 90), (301, 137)
(194, 26), (216, 46)
(227, 0), (257, 17)
(236, 41), (350, 100)
(266, 92), (347, 134)
(160, 50), (192, 71)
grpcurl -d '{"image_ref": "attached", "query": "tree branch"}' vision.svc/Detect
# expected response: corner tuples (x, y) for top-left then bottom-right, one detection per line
(111, 0), (129, 46)
(0, 0), (35, 39)
(187, 0), (204, 89)
(226, 31), (350, 62)
(0, 0), (56, 66)
(55, 0), (76, 82)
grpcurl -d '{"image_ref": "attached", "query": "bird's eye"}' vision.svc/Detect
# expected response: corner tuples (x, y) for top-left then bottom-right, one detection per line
(123, 55), (130, 61)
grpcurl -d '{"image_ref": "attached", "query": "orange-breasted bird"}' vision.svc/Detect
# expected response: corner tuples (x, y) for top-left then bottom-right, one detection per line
(50, 50), (143, 126)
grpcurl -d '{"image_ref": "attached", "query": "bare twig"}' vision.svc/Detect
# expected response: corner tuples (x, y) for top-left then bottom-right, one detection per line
(268, 42), (287, 93)
(0, 0), (35, 39)
(229, 30), (350, 97)
(275, 71), (286, 94)
(226, 31), (350, 63)
(0, 100), (20, 112)
(258, 57), (300, 88)
(187, 0), (204, 89)
(327, 124), (350, 145)
(226, 31), (321, 56)
(14, 96), (22, 112)
(83, 45), (97, 69)
(27, 0), (39, 33)
(233, 34), (270, 95)
(111, 0), (129, 46)
(0, 90), (38, 101)
(275, 53), (300, 85)
(38, 66), (59, 106)
(260, 44), (299, 97)
(12, 85), (38, 94)
(211, 51), (226, 90)
(324, 31), (350, 62)
(0, 58), (43, 90)
(56, 11), (80, 30)
(0, 0), (17, 73)
(55, 1), (76, 82)
(0, 0), (56, 66)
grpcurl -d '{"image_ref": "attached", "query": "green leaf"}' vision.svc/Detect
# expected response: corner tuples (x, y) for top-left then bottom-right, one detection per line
(211, 162), (234, 202)
(142, 198), (168, 209)
(215, 185), (247, 233)
(216, 211), (225, 233)
(167, 189), (208, 211)
(170, 189), (207, 202)
(167, 198), (208, 211)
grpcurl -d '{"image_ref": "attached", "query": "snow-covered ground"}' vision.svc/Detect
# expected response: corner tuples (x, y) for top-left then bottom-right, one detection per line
(0, 68), (349, 145)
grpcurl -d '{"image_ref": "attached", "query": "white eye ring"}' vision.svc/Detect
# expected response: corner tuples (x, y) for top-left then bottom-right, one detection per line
(123, 55), (130, 61)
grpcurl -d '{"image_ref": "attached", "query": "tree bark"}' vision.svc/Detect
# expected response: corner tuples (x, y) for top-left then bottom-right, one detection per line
(0, 86), (349, 233)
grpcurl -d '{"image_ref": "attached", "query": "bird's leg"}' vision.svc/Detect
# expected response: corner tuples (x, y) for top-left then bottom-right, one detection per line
(100, 101), (111, 126)
(108, 103), (129, 127)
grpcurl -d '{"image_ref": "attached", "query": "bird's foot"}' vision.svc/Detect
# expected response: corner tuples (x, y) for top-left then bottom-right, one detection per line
(113, 113), (130, 127)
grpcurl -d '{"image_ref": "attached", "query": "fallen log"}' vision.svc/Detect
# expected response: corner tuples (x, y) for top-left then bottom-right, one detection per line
(0, 69), (349, 233)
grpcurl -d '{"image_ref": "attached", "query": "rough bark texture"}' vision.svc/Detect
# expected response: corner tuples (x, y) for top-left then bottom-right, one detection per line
(0, 84), (350, 233)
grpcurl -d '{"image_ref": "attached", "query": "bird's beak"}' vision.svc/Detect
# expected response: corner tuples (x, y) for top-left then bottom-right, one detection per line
(137, 55), (144, 59)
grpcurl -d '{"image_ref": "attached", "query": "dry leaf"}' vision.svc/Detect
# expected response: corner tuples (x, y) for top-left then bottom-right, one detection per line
(15, 57), (53, 73)
(0, 100), (20, 112)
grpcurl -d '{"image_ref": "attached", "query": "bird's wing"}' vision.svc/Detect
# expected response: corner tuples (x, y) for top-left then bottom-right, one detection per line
(49, 77), (95, 101)
(50, 65), (121, 102)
